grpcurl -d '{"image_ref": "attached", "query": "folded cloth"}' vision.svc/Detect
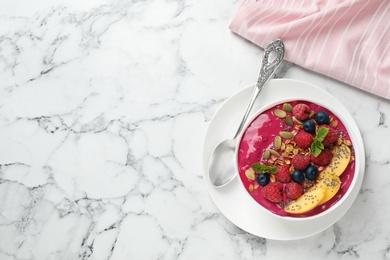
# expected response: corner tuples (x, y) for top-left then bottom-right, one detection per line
(229, 0), (390, 99)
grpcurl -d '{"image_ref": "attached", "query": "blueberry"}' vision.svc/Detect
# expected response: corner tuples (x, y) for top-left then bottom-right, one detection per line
(303, 120), (316, 133)
(257, 173), (270, 186)
(291, 170), (305, 183)
(314, 111), (330, 125)
(304, 165), (319, 180)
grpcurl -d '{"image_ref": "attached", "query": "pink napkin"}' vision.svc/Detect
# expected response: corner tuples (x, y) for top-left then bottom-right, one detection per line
(229, 0), (390, 99)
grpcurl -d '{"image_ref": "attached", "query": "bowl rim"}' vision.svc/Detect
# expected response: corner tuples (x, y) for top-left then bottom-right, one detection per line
(234, 97), (361, 221)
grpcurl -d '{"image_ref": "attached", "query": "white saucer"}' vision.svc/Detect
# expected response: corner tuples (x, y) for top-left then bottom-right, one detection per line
(202, 79), (365, 240)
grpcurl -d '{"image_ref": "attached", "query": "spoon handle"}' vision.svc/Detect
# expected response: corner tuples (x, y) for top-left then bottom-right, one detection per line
(233, 39), (285, 139)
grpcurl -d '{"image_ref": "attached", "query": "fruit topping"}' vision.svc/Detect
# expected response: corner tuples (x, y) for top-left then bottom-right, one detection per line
(315, 173), (341, 205)
(284, 188), (326, 214)
(320, 144), (351, 177)
(310, 148), (333, 166)
(285, 182), (304, 199)
(291, 170), (305, 183)
(319, 125), (339, 147)
(291, 154), (311, 170)
(304, 165), (319, 181)
(275, 165), (292, 183)
(292, 103), (311, 120)
(257, 173), (270, 186)
(303, 119), (316, 133)
(294, 130), (313, 149)
(314, 111), (330, 125)
(261, 182), (283, 203)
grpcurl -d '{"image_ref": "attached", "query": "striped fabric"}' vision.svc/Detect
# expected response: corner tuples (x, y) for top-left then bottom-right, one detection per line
(229, 0), (390, 99)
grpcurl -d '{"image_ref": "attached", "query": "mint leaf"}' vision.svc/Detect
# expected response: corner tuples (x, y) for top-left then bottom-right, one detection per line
(252, 163), (277, 174)
(269, 166), (278, 174)
(316, 127), (329, 141)
(311, 127), (329, 157)
(252, 163), (268, 173)
(311, 140), (324, 157)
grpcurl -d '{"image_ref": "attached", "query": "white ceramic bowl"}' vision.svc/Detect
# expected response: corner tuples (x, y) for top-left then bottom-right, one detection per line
(203, 79), (365, 240)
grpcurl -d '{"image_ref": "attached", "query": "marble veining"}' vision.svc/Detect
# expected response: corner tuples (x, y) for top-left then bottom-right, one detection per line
(1, 0), (390, 259)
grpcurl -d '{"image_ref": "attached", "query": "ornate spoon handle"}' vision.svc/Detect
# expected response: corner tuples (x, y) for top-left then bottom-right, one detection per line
(233, 39), (285, 139)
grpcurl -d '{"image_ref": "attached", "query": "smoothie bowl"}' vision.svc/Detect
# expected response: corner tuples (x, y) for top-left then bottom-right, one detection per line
(235, 99), (359, 219)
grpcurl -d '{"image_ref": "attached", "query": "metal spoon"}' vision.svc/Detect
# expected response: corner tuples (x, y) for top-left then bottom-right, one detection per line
(208, 39), (285, 187)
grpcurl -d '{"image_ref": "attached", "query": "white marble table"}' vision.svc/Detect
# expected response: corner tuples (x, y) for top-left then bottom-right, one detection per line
(1, 0), (389, 259)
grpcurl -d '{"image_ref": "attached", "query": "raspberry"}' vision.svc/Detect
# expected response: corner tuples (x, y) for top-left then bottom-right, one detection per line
(319, 125), (339, 146)
(261, 182), (283, 203)
(285, 182), (304, 199)
(291, 154), (311, 170)
(275, 165), (291, 183)
(294, 130), (313, 149)
(293, 103), (310, 120)
(311, 148), (333, 166)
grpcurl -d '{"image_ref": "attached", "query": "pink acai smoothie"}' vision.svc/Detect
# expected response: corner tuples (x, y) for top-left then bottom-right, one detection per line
(237, 100), (355, 218)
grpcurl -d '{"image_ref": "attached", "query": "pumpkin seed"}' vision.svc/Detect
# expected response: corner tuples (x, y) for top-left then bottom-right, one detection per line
(285, 115), (294, 126)
(283, 103), (293, 112)
(245, 169), (256, 181)
(293, 116), (303, 124)
(263, 150), (271, 159)
(308, 110), (315, 118)
(274, 136), (282, 149)
(274, 109), (286, 118)
(270, 150), (280, 157)
(279, 131), (294, 139)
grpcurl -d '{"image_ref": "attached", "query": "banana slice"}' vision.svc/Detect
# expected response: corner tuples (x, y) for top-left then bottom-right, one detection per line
(321, 144), (351, 177)
(285, 188), (325, 214)
(309, 173), (341, 205)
